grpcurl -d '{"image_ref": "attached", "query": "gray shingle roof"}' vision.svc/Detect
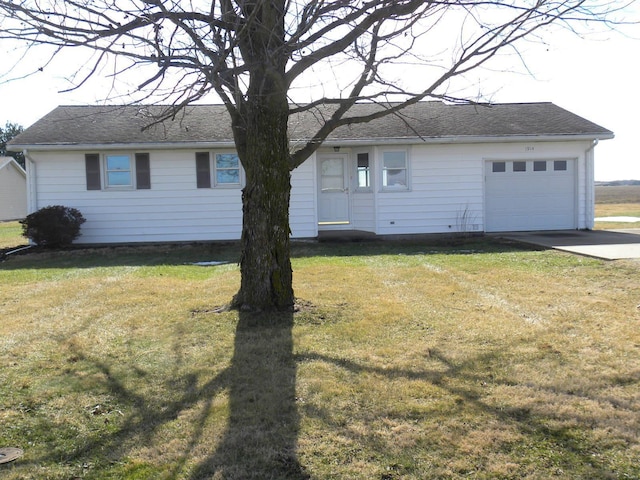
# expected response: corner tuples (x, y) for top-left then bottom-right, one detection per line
(10, 101), (613, 148)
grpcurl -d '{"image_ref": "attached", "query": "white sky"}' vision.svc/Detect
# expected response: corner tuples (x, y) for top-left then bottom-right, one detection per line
(1, 9), (638, 181)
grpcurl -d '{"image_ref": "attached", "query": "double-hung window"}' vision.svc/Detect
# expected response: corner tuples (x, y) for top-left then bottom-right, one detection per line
(215, 153), (241, 186)
(382, 150), (408, 190)
(195, 151), (243, 188)
(85, 153), (150, 190)
(105, 154), (132, 187)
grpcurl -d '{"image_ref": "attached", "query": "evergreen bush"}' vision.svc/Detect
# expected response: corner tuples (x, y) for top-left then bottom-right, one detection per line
(20, 205), (86, 247)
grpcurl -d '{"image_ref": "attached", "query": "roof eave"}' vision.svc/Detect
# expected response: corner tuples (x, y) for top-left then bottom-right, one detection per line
(10, 141), (238, 152)
(10, 132), (614, 152)
(318, 133), (614, 146)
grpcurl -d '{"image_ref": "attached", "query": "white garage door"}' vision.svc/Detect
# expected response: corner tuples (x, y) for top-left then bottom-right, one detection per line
(485, 159), (576, 232)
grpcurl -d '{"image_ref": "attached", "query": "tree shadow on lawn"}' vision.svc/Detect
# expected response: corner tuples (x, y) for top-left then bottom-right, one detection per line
(186, 310), (309, 479)
(13, 316), (634, 478)
(294, 348), (638, 477)
(24, 310), (309, 479)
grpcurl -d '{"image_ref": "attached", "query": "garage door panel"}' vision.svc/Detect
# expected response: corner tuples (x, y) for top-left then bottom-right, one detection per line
(485, 160), (576, 232)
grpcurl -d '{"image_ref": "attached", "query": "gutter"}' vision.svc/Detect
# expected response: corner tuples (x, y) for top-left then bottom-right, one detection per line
(23, 149), (37, 214)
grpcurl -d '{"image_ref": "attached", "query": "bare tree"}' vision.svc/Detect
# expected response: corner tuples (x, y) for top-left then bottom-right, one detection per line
(0, 0), (623, 311)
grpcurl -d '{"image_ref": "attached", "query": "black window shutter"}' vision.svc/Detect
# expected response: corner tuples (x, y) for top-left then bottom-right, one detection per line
(135, 153), (151, 189)
(195, 152), (211, 188)
(85, 153), (101, 190)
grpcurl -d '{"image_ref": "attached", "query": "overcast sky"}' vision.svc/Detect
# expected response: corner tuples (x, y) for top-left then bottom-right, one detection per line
(1, 7), (638, 181)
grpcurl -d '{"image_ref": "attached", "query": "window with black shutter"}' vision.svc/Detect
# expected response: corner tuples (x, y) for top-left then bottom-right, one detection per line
(85, 152), (151, 190)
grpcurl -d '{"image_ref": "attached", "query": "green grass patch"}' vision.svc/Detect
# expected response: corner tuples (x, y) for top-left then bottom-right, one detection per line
(0, 221), (25, 250)
(1, 239), (639, 479)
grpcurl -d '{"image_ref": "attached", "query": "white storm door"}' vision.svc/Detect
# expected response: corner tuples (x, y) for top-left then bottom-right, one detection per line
(318, 154), (350, 224)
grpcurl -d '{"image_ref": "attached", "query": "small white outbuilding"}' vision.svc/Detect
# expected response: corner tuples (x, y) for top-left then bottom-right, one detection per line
(0, 157), (27, 221)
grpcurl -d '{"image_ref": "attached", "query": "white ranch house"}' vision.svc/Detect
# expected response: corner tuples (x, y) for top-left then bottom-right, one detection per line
(9, 102), (612, 244)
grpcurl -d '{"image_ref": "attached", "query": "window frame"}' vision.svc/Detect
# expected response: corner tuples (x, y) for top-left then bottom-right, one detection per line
(380, 148), (410, 191)
(214, 152), (242, 187)
(104, 153), (133, 188)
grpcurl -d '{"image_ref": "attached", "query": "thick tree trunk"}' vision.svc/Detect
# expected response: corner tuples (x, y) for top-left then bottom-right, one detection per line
(227, 0), (294, 312)
(231, 97), (294, 312)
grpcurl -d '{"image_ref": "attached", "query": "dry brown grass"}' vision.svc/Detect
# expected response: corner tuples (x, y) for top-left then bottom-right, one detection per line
(1, 240), (639, 479)
(595, 185), (640, 204)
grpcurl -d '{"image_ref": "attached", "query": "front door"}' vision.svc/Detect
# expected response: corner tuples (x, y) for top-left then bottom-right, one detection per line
(318, 154), (350, 225)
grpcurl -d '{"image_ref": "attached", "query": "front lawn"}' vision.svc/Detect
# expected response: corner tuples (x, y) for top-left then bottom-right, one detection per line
(0, 221), (24, 250)
(1, 240), (639, 479)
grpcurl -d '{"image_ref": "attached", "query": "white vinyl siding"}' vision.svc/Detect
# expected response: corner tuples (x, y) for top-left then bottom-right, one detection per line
(289, 157), (317, 238)
(27, 139), (594, 243)
(32, 150), (317, 243)
(375, 144), (483, 235)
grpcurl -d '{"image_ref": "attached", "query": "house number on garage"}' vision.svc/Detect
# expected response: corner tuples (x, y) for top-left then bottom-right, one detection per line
(525, 146), (535, 152)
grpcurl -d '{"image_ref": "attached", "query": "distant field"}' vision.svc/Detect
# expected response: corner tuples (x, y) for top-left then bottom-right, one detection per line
(595, 185), (640, 204)
(594, 185), (640, 229)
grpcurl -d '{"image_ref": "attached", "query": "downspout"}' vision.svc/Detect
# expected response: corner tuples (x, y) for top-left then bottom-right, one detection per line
(584, 140), (598, 230)
(23, 150), (37, 214)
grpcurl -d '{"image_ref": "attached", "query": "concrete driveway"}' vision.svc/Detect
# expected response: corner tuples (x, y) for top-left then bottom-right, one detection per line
(498, 229), (640, 260)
